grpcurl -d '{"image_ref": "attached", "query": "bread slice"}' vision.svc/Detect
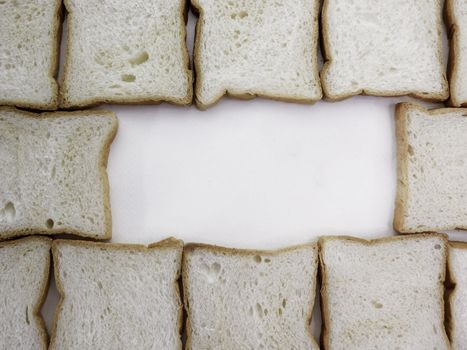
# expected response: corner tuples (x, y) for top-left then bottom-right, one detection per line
(319, 234), (449, 349)
(0, 236), (52, 350)
(0, 107), (117, 240)
(447, 241), (467, 348)
(183, 243), (319, 349)
(192, 0), (322, 109)
(394, 103), (467, 233)
(60, 0), (192, 108)
(50, 238), (183, 350)
(446, 0), (467, 106)
(321, 0), (448, 101)
(0, 0), (61, 110)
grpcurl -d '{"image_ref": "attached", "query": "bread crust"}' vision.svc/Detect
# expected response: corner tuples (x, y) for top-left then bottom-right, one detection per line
(0, 236), (52, 350)
(318, 233), (450, 350)
(394, 102), (467, 233)
(59, 0), (193, 109)
(49, 238), (184, 350)
(1, 0), (61, 110)
(320, 0), (449, 102)
(190, 0), (323, 110)
(182, 242), (319, 349)
(445, 0), (467, 107)
(0, 107), (118, 241)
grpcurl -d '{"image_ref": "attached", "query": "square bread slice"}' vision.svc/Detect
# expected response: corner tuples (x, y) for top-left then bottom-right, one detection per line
(319, 234), (449, 350)
(321, 0), (448, 101)
(0, 107), (117, 240)
(183, 243), (319, 349)
(192, 0), (322, 109)
(446, 242), (467, 350)
(447, 242), (467, 348)
(0, 237), (51, 350)
(446, 0), (467, 106)
(0, 0), (61, 110)
(60, 0), (192, 108)
(394, 103), (467, 233)
(50, 238), (183, 350)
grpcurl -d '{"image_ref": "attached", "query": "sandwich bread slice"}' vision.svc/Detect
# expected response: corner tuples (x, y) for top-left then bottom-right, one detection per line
(183, 243), (320, 349)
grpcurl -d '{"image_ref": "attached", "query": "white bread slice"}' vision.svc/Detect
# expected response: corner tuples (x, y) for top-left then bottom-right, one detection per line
(321, 0), (448, 101)
(183, 243), (319, 349)
(0, 236), (51, 350)
(0, 0), (61, 110)
(394, 103), (467, 233)
(0, 107), (117, 240)
(446, 0), (467, 106)
(60, 0), (192, 108)
(192, 0), (322, 109)
(319, 234), (449, 350)
(447, 242), (467, 349)
(50, 238), (183, 350)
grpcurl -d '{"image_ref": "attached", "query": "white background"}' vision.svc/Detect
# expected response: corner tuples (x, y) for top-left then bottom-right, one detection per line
(41, 10), (467, 340)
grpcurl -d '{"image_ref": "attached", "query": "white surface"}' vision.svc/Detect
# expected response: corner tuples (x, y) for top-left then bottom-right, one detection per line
(41, 10), (467, 341)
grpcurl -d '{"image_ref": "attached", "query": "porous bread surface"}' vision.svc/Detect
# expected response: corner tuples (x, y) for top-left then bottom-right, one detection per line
(395, 103), (467, 232)
(320, 235), (449, 350)
(0, 0), (60, 109)
(193, 0), (322, 108)
(0, 108), (117, 239)
(447, 0), (467, 106)
(61, 0), (192, 108)
(184, 244), (319, 350)
(448, 243), (467, 349)
(0, 237), (51, 350)
(321, 0), (447, 100)
(51, 240), (183, 350)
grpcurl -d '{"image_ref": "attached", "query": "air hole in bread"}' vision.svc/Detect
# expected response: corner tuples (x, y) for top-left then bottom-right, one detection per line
(408, 145), (414, 156)
(129, 51), (149, 65)
(254, 255), (262, 263)
(282, 298), (287, 308)
(372, 300), (383, 309)
(264, 258), (271, 263)
(121, 74), (136, 82)
(46, 218), (54, 229)
(2, 202), (16, 223)
(25, 306), (29, 325)
(434, 244), (441, 250)
(256, 303), (263, 317)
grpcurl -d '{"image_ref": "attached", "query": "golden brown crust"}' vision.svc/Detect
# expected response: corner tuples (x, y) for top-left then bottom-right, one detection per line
(320, 0), (449, 102)
(49, 238), (184, 350)
(191, 0), (322, 110)
(1, 0), (61, 111)
(182, 242), (319, 349)
(59, 0), (193, 109)
(0, 236), (52, 350)
(0, 107), (118, 241)
(445, 0), (467, 107)
(393, 102), (467, 233)
(319, 233), (450, 350)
